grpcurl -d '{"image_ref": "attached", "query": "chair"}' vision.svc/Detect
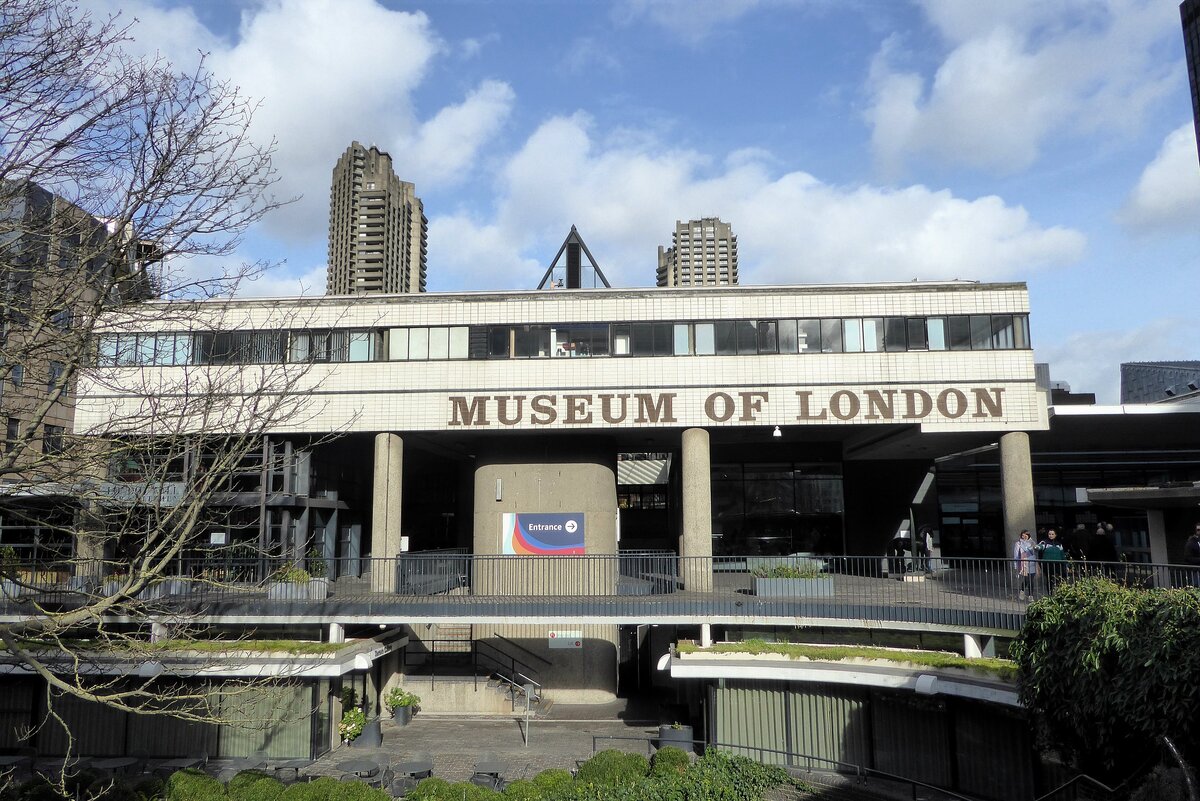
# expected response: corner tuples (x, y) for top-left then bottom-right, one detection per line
(390, 775), (419, 797)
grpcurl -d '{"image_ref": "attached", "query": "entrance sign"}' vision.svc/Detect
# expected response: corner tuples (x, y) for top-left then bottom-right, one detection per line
(502, 512), (586, 555)
(549, 630), (583, 649)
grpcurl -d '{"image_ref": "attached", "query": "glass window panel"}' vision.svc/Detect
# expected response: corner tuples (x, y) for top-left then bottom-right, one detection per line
(906, 318), (927, 350)
(588, 325), (609, 356)
(98, 336), (118, 366)
(714, 322), (737, 355)
(884, 318), (907, 352)
(173, 333), (193, 365)
(970, 315), (992, 350)
(328, 330), (348, 362)
(757, 321), (778, 354)
(349, 331), (375, 362)
(843, 319), (863, 353)
(797, 320), (821, 353)
(820, 319), (842, 352)
(735, 321), (757, 354)
(861, 318), (883, 352)
(948, 316), (972, 350)
(653, 323), (673, 356)
(673, 324), (691, 355)
(990, 315), (1014, 349)
(427, 327), (449, 360)
(612, 324), (630, 356)
(777, 319), (798, 353)
(448, 327), (468, 359)
(388, 328), (408, 360)
(694, 323), (715, 355)
(191, 333), (213, 365)
(136, 334), (156, 365)
(489, 327), (509, 358)
(631, 324), (653, 356)
(409, 327), (429, 360)
(927, 318), (947, 350)
(1016, 315), (1030, 349)
(553, 327), (570, 357)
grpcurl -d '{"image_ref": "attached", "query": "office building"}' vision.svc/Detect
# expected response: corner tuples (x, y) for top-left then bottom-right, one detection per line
(656, 217), (738, 287)
(1185, 0), (1200, 166)
(327, 142), (427, 295)
(1121, 360), (1200, 403)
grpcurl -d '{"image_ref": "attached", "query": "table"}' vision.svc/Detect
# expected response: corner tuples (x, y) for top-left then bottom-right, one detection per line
(335, 759), (379, 778)
(393, 760), (433, 780)
(273, 759), (313, 782)
(0, 756), (32, 767)
(473, 761), (505, 778)
(154, 757), (203, 775)
(92, 757), (139, 775)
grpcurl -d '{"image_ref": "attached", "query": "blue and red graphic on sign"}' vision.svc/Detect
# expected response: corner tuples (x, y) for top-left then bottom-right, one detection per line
(502, 512), (585, 555)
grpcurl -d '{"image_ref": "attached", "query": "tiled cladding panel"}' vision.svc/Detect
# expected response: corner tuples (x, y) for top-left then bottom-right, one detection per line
(76, 350), (1045, 435)
(97, 282), (1031, 334)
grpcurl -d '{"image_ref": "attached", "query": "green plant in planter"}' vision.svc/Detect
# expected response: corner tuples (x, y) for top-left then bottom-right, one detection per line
(338, 706), (366, 741)
(306, 547), (328, 578)
(0, 545), (18, 578)
(751, 564), (822, 579)
(383, 686), (421, 712)
(274, 562), (311, 583)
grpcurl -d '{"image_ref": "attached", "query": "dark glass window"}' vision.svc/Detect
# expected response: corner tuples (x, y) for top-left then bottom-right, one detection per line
(757, 321), (778, 354)
(489, 327), (510, 358)
(906, 318), (927, 350)
(990, 315), (1014, 349)
(777, 320), (798, 353)
(969, 315), (992, 350)
(714, 322), (737, 355)
(820, 319), (842, 353)
(736, 321), (757, 354)
(948, 316), (972, 350)
(631, 324), (654, 356)
(652, 323), (673, 356)
(884, 318), (907, 352)
(798, 320), (821, 353)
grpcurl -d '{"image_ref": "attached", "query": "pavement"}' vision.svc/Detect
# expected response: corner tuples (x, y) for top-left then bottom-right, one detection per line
(305, 705), (663, 784)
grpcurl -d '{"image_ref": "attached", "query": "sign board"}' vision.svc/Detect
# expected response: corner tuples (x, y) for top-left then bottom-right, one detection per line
(549, 630), (582, 649)
(209, 531), (227, 546)
(502, 513), (585, 555)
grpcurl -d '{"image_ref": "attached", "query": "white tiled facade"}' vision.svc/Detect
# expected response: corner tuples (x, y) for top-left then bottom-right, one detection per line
(76, 281), (1047, 436)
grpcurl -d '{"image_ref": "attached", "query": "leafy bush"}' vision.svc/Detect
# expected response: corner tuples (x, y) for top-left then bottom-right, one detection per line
(84, 777), (140, 801)
(225, 771), (282, 801)
(572, 750), (648, 787)
(528, 769), (571, 797)
(273, 563), (310, 583)
(688, 749), (794, 799)
(649, 747), (690, 778)
(280, 777), (340, 801)
(130, 776), (165, 801)
(166, 769), (226, 801)
(1010, 578), (1200, 778)
(404, 778), (452, 800)
(382, 687), (421, 712)
(499, 779), (543, 801)
(325, 781), (389, 801)
(15, 779), (67, 801)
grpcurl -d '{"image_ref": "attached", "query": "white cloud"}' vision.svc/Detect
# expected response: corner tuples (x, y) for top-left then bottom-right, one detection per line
(1036, 317), (1191, 403)
(238, 263), (328, 298)
(866, 0), (1180, 175)
(429, 115), (1085, 290)
(1119, 124), (1200, 231)
(105, 0), (513, 247)
(613, 0), (767, 44)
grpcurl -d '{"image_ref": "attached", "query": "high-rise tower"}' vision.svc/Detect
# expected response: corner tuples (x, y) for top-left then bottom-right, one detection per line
(327, 142), (427, 295)
(656, 217), (738, 287)
(1184, 0), (1200, 167)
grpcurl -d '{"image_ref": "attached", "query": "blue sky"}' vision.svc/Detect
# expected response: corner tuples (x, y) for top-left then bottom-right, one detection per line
(101, 0), (1200, 401)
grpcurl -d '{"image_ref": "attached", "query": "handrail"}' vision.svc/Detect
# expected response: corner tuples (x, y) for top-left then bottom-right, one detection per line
(513, 671), (541, 689)
(491, 632), (552, 667)
(589, 735), (979, 801)
(475, 640), (541, 678)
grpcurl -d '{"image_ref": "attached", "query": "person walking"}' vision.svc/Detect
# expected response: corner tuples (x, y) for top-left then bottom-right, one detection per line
(914, 525), (934, 574)
(1036, 528), (1067, 592)
(1013, 530), (1037, 601)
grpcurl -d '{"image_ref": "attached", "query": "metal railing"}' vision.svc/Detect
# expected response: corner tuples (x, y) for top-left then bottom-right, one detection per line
(3, 555), (1197, 633)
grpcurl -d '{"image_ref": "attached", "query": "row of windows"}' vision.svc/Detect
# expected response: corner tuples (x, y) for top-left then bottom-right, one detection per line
(96, 314), (1031, 366)
(3, 417), (63, 455)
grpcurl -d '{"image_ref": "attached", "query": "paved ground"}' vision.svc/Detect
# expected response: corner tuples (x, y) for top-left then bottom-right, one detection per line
(305, 708), (663, 784)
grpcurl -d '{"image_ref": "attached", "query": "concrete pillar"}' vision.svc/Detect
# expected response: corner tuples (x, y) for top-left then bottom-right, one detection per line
(151, 621), (168, 642)
(1147, 510), (1168, 565)
(328, 623), (345, 643)
(700, 623), (712, 648)
(964, 633), (995, 659)
(372, 433), (404, 592)
(999, 432), (1036, 556)
(680, 428), (713, 593)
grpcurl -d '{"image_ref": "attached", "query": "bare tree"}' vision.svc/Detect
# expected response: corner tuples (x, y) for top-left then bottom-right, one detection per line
(0, 0), (326, 753)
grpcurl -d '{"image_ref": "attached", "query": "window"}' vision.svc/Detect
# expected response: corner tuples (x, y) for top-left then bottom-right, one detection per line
(388, 329), (408, 360)
(735, 321), (757, 354)
(47, 361), (64, 395)
(42, 425), (64, 455)
(906, 318), (928, 350)
(694, 324), (715, 355)
(777, 319), (798, 353)
(488, 327), (510, 358)
(448, 327), (469, 359)
(884, 318), (907, 352)
(990, 315), (1015, 349)
(756, 321), (777, 354)
(10, 364), (23, 387)
(862, 318), (884, 352)
(348, 330), (378, 362)
(714, 322), (737, 355)
(409, 327), (429, 360)
(50, 309), (72, 329)
(820, 319), (842, 353)
(797, 320), (821, 353)
(948, 316), (972, 350)
(5, 418), (18, 452)
(969, 315), (993, 350)
(842, 319), (863, 353)
(927, 318), (947, 350)
(673, 324), (692, 356)
(426, 328), (449, 360)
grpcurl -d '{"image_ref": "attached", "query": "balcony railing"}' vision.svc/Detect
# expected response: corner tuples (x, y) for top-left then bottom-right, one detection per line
(1, 555), (1193, 632)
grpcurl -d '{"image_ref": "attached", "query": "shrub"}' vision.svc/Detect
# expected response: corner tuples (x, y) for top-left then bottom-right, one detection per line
(280, 777), (340, 801)
(325, 781), (389, 801)
(404, 778), (451, 801)
(688, 750), (793, 800)
(382, 687), (421, 712)
(130, 776), (165, 801)
(225, 771), (282, 801)
(165, 769), (225, 801)
(499, 779), (543, 801)
(528, 769), (571, 796)
(750, 564), (821, 579)
(572, 751), (648, 787)
(84, 778), (140, 801)
(648, 747), (690, 778)
(404, 779), (502, 801)
(16, 779), (66, 801)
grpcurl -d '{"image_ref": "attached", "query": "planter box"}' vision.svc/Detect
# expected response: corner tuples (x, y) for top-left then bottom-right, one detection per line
(753, 577), (833, 597)
(658, 724), (694, 752)
(391, 705), (414, 726)
(350, 718), (382, 748)
(268, 579), (328, 600)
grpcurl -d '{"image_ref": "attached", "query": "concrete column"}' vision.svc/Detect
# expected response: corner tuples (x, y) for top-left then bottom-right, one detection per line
(964, 633), (995, 659)
(1147, 510), (1168, 565)
(328, 623), (345, 643)
(680, 428), (713, 592)
(700, 623), (712, 648)
(151, 621), (168, 642)
(372, 433), (404, 592)
(999, 432), (1036, 556)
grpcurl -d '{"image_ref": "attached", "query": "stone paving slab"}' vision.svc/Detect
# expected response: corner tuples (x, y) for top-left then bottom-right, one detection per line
(306, 715), (661, 784)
